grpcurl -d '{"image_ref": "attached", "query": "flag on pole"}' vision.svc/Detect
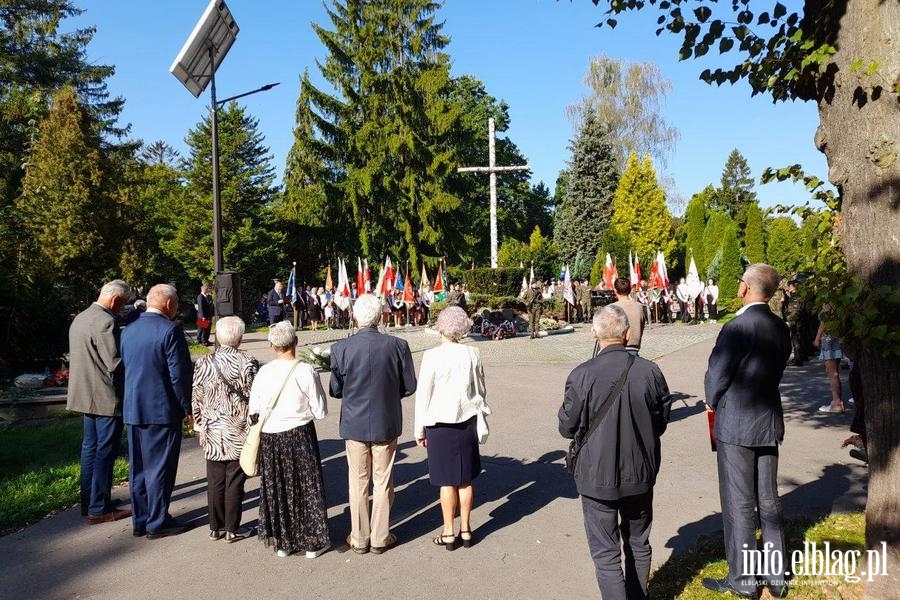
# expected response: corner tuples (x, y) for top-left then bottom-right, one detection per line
(286, 264), (298, 304)
(634, 254), (642, 285)
(403, 272), (414, 303)
(563, 264), (575, 305)
(357, 257), (365, 293)
(325, 265), (333, 292)
(364, 259), (371, 293)
(433, 261), (445, 301)
(419, 263), (430, 293)
(378, 256), (394, 298)
(394, 266), (404, 292)
(603, 253), (618, 289)
(529, 264), (535, 284)
(520, 275), (528, 298)
(656, 251), (669, 289)
(648, 259), (663, 290)
(629, 251), (638, 289)
(335, 259), (351, 310)
(687, 254), (703, 299)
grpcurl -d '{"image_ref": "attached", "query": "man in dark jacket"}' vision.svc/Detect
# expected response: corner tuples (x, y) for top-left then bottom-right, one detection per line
(329, 294), (417, 555)
(67, 279), (133, 523)
(559, 304), (670, 600)
(703, 264), (791, 599)
(195, 283), (213, 346)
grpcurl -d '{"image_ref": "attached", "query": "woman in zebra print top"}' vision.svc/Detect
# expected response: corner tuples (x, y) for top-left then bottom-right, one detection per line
(191, 316), (259, 543)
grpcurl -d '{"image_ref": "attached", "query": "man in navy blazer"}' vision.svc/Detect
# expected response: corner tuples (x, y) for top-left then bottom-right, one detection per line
(121, 284), (194, 539)
(329, 294), (417, 554)
(703, 264), (792, 599)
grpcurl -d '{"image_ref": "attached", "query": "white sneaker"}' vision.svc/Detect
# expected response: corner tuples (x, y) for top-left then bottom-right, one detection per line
(276, 549), (290, 558)
(305, 544), (331, 559)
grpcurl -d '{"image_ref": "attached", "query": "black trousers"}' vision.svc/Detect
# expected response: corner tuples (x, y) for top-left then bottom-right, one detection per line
(206, 459), (247, 532)
(581, 491), (653, 600)
(717, 442), (786, 594)
(679, 301), (690, 323)
(197, 324), (211, 344)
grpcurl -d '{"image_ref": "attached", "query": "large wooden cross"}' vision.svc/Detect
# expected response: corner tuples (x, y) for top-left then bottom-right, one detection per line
(458, 118), (531, 268)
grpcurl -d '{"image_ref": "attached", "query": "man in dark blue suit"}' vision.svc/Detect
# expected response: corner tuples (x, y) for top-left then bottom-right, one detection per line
(703, 264), (792, 600)
(267, 280), (287, 325)
(121, 284), (194, 539)
(329, 294), (417, 555)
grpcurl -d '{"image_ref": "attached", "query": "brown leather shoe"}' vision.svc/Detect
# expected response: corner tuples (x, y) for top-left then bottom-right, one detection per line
(86, 508), (132, 524)
(346, 535), (369, 555)
(370, 533), (398, 555)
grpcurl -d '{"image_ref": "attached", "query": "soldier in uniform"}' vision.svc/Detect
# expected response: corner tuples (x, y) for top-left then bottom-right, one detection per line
(524, 280), (544, 339)
(784, 279), (806, 366)
(768, 278), (789, 320)
(579, 280), (593, 323)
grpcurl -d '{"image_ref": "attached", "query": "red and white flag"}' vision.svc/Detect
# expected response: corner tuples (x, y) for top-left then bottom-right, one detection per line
(603, 253), (618, 289)
(629, 251), (638, 289)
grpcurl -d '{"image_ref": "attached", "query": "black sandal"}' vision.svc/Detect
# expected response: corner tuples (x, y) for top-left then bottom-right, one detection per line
(433, 533), (457, 551)
(459, 530), (473, 548)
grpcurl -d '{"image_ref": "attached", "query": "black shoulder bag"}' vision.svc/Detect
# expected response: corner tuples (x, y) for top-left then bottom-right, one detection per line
(565, 354), (635, 474)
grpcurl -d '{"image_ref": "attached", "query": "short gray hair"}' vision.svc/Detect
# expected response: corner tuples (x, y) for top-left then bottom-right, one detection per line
(743, 263), (780, 300)
(353, 294), (382, 328)
(216, 316), (244, 348)
(100, 279), (132, 300)
(435, 306), (471, 341)
(592, 305), (630, 340)
(147, 284), (177, 307)
(268, 321), (296, 349)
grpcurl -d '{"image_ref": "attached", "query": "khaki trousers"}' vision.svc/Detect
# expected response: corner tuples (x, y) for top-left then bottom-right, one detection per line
(345, 438), (397, 548)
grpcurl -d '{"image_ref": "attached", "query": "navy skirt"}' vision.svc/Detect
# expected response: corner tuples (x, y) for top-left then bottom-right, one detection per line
(425, 416), (481, 487)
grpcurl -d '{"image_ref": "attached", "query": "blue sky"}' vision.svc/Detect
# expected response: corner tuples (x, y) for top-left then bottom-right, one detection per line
(76, 0), (828, 214)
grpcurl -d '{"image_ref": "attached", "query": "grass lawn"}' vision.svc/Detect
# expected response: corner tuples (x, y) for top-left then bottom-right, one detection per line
(0, 419), (128, 535)
(648, 513), (866, 599)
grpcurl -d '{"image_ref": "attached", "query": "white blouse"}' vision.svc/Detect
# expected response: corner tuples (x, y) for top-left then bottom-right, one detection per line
(248, 359), (327, 434)
(414, 342), (488, 439)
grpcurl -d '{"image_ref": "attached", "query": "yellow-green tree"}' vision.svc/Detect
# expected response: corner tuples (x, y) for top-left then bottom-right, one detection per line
(608, 152), (675, 265)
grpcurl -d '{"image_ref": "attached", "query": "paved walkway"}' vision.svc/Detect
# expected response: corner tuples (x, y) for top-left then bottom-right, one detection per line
(0, 324), (866, 599)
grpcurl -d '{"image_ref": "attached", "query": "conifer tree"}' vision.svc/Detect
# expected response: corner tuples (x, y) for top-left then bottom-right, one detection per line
(608, 153), (675, 265)
(16, 87), (116, 294)
(553, 107), (619, 264)
(716, 149), (757, 222)
(765, 216), (802, 276)
(702, 211), (735, 277)
(684, 186), (712, 274)
(717, 223), (743, 309)
(742, 201), (766, 264)
(166, 102), (281, 313)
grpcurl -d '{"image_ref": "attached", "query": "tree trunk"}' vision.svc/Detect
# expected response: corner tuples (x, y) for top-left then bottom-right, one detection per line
(815, 1), (900, 596)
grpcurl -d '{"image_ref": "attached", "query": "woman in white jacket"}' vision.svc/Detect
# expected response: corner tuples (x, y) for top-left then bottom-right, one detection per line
(415, 306), (488, 551)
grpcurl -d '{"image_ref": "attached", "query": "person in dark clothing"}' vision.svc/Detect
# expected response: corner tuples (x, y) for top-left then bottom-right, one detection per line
(196, 283), (213, 346)
(558, 304), (671, 600)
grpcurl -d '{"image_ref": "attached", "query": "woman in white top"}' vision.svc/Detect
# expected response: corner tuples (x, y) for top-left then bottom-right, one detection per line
(415, 306), (489, 551)
(703, 278), (720, 323)
(249, 321), (330, 559)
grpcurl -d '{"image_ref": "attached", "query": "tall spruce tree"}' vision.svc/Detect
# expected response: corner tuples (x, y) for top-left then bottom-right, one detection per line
(716, 149), (757, 222)
(742, 201), (766, 264)
(683, 186), (712, 275)
(608, 153), (676, 265)
(553, 107), (618, 264)
(165, 102), (281, 314)
(765, 216), (802, 276)
(286, 0), (465, 268)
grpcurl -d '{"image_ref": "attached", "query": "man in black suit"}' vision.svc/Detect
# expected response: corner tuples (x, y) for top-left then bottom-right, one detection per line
(329, 294), (417, 555)
(703, 264), (792, 599)
(195, 283), (213, 346)
(266, 281), (287, 325)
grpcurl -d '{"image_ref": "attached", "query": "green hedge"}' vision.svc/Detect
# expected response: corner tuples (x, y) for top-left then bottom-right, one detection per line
(458, 268), (527, 296)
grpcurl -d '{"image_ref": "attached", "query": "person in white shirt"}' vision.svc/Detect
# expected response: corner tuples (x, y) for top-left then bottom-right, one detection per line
(248, 321), (330, 559)
(421, 284), (434, 324)
(703, 278), (720, 323)
(415, 307), (489, 551)
(676, 277), (691, 324)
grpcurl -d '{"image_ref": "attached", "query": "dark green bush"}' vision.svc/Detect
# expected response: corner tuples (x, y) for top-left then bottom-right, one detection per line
(459, 268), (526, 296)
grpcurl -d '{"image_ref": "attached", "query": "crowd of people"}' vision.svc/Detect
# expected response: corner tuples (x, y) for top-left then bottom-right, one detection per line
(66, 285), (491, 559)
(63, 261), (863, 599)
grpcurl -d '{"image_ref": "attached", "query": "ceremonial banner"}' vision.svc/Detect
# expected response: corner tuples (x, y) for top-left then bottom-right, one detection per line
(364, 259), (371, 293)
(325, 265), (333, 292)
(433, 262), (446, 301)
(603, 253), (618, 289)
(634, 255), (642, 286)
(687, 255), (703, 299)
(629, 251), (638, 289)
(357, 257), (365, 293)
(419, 264), (430, 293)
(530, 264), (535, 284)
(335, 258), (352, 310)
(286, 265), (298, 305)
(563, 264), (575, 305)
(403, 272), (414, 303)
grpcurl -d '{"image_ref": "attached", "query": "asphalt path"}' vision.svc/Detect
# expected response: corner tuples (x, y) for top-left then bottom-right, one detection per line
(0, 323), (866, 599)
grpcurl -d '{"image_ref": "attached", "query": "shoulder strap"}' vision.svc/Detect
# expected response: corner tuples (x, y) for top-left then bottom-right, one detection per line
(258, 361), (301, 428)
(210, 353), (247, 402)
(578, 354), (635, 448)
